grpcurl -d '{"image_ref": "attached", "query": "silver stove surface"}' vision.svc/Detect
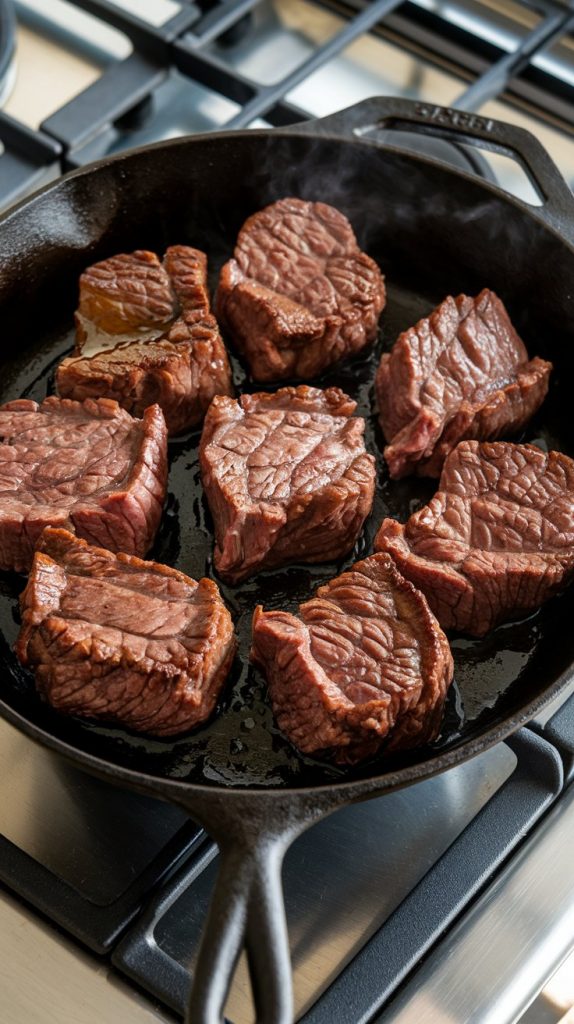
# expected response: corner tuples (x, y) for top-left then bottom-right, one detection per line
(0, 718), (188, 904)
(376, 778), (574, 1024)
(0, 885), (178, 1024)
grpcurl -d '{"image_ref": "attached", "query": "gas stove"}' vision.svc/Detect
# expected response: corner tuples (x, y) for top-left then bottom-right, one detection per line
(2, 3), (574, 1023)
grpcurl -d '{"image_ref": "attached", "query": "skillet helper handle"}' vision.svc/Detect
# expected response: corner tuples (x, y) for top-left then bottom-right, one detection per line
(186, 831), (293, 1024)
(303, 96), (574, 244)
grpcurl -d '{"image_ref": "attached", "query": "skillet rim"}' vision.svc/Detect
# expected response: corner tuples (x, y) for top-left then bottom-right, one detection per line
(0, 123), (572, 800)
(0, 665), (572, 800)
(1, 121), (573, 253)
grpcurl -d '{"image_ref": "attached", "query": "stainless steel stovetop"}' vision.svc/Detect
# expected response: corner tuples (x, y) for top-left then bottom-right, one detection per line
(1, 3), (574, 1023)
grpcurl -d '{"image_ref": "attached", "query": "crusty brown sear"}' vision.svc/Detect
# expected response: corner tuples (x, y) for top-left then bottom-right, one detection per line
(216, 198), (386, 381)
(375, 440), (574, 635)
(376, 289), (552, 478)
(17, 527), (236, 737)
(251, 552), (453, 764)
(199, 384), (376, 584)
(57, 246), (233, 435)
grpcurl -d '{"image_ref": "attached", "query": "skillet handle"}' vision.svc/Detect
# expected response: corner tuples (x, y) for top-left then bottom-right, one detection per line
(185, 816), (306, 1024)
(183, 789), (338, 1023)
(299, 96), (574, 243)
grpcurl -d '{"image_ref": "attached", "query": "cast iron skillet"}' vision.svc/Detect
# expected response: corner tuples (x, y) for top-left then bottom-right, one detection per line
(1, 96), (574, 1024)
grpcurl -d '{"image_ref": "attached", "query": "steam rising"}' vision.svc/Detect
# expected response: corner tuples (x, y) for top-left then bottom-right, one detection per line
(194, 123), (558, 322)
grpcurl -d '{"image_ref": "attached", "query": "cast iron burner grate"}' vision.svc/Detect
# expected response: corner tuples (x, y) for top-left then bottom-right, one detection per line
(0, 0), (573, 205)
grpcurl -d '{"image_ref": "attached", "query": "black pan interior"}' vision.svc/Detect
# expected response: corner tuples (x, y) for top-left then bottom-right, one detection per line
(1, 131), (574, 790)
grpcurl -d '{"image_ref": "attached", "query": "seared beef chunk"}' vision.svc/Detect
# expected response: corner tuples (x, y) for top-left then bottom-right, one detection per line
(216, 198), (386, 381)
(200, 385), (376, 584)
(375, 440), (574, 636)
(57, 246), (233, 435)
(251, 552), (453, 763)
(16, 528), (236, 736)
(0, 396), (167, 572)
(376, 289), (552, 479)
(199, 385), (374, 585)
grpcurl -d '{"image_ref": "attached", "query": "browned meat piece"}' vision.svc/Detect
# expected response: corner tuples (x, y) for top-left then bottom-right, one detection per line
(0, 396), (167, 572)
(16, 528), (236, 736)
(200, 385), (376, 584)
(56, 246), (233, 435)
(376, 289), (552, 478)
(375, 440), (574, 636)
(216, 198), (386, 381)
(251, 552), (453, 764)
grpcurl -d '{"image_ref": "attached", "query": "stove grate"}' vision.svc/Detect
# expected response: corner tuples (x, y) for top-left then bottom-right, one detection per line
(0, 0), (573, 205)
